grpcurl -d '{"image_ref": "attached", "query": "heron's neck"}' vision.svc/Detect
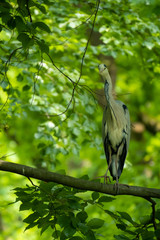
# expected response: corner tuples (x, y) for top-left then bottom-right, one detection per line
(103, 74), (119, 125)
(104, 72), (114, 105)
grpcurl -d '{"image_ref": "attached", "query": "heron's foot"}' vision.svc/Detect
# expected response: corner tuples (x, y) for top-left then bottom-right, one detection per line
(94, 175), (111, 184)
(113, 182), (119, 194)
(113, 183), (130, 194)
(104, 175), (111, 184)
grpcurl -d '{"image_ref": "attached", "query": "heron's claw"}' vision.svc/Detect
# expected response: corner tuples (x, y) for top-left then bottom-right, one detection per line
(113, 182), (130, 194)
(104, 175), (111, 184)
(113, 182), (119, 194)
(94, 174), (111, 184)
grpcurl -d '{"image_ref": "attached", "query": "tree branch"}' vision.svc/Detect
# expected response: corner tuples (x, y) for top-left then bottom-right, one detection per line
(144, 197), (157, 230)
(0, 160), (160, 199)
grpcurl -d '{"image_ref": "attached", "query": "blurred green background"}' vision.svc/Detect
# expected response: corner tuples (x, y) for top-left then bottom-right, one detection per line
(0, 0), (160, 239)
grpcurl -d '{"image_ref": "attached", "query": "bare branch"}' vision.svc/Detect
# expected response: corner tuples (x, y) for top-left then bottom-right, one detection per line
(0, 160), (160, 199)
(46, 53), (76, 85)
(77, 0), (100, 84)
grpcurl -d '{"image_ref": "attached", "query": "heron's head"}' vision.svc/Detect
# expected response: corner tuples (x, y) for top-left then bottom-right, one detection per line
(98, 64), (108, 76)
(99, 64), (112, 102)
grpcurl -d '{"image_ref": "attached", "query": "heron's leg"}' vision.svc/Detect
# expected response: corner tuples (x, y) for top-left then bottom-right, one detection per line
(114, 142), (129, 193)
(104, 147), (112, 184)
(95, 147), (112, 183)
(113, 150), (129, 193)
(113, 151), (120, 194)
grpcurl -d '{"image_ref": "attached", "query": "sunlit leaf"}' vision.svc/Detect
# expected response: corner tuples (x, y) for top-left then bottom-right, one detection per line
(87, 218), (104, 229)
(34, 22), (51, 33)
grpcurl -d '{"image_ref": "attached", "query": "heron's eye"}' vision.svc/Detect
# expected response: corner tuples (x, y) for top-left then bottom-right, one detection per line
(104, 64), (107, 68)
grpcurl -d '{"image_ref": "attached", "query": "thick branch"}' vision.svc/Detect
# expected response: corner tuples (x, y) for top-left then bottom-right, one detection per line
(0, 160), (160, 198)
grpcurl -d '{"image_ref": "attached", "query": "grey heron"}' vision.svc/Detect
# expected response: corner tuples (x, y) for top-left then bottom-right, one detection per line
(99, 64), (130, 189)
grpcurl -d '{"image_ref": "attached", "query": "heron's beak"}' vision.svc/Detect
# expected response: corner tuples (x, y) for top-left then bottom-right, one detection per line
(99, 64), (107, 74)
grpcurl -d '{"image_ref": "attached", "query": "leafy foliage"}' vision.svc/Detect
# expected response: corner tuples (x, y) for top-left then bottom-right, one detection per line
(14, 182), (160, 240)
(14, 183), (108, 239)
(1, 0), (160, 239)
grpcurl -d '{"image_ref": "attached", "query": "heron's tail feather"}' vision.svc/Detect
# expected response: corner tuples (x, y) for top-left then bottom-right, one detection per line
(110, 155), (122, 180)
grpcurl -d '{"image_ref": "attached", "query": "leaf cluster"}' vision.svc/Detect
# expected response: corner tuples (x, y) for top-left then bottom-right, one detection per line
(14, 182), (160, 239)
(14, 182), (110, 239)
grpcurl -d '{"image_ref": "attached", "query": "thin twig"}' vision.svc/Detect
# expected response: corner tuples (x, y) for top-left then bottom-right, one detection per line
(144, 197), (158, 238)
(69, 0), (100, 109)
(31, 56), (43, 105)
(26, 0), (32, 22)
(27, 177), (38, 188)
(0, 47), (22, 112)
(77, 0), (100, 85)
(46, 54), (75, 85)
(45, 0), (100, 118)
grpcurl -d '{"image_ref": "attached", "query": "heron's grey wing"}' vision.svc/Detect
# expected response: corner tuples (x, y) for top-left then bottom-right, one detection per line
(102, 106), (110, 166)
(102, 106), (107, 142)
(116, 100), (131, 177)
(118, 139), (127, 177)
(116, 100), (130, 150)
(122, 103), (130, 151)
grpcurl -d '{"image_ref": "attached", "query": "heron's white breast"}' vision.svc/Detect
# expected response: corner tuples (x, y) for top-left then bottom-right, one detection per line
(108, 127), (124, 150)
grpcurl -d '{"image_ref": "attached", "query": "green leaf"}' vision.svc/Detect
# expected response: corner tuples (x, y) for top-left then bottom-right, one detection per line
(139, 215), (151, 225)
(60, 231), (67, 240)
(40, 222), (50, 235)
(17, 74), (23, 82)
(68, 199), (81, 210)
(105, 210), (120, 220)
(34, 3), (46, 13)
(34, 22), (51, 33)
(15, 16), (26, 33)
(24, 222), (38, 231)
(0, 1), (12, 12)
(37, 143), (46, 149)
(155, 229), (160, 238)
(117, 211), (136, 225)
(86, 230), (96, 240)
(87, 218), (104, 229)
(141, 231), (155, 240)
(1, 80), (8, 89)
(7, 17), (16, 30)
(19, 202), (32, 211)
(58, 215), (71, 228)
(52, 230), (61, 239)
(76, 211), (88, 222)
(23, 212), (40, 223)
(143, 41), (154, 50)
(63, 225), (76, 238)
(98, 196), (115, 203)
(23, 85), (31, 91)
(116, 224), (126, 231)
(69, 237), (83, 240)
(155, 209), (160, 221)
(36, 39), (49, 54)
(78, 223), (89, 234)
(79, 175), (89, 180)
(17, 33), (32, 49)
(92, 192), (99, 201)
(114, 235), (130, 240)
(1, 13), (12, 25)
